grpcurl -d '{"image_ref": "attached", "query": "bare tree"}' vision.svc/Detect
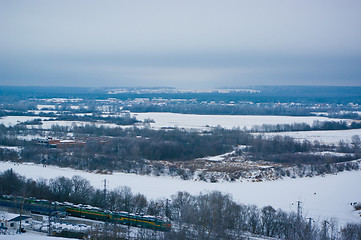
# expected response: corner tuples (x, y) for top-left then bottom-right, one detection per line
(261, 206), (276, 237)
(351, 135), (361, 152)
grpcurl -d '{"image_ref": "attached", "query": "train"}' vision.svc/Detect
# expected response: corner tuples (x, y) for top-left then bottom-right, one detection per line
(0, 195), (171, 231)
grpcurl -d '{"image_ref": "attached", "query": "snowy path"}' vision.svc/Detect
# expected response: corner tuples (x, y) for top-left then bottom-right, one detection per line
(0, 162), (360, 225)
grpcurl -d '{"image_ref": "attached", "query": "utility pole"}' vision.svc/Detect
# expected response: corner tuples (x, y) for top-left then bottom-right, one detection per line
(102, 179), (107, 199)
(165, 199), (171, 219)
(102, 179), (107, 197)
(297, 201), (302, 218)
(322, 220), (329, 239)
(127, 212), (130, 239)
(48, 201), (52, 236)
(102, 179), (107, 209)
(19, 197), (24, 234)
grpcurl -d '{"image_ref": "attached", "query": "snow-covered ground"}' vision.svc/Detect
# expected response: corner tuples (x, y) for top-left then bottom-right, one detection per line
(1, 114), (352, 133)
(261, 129), (361, 145)
(0, 116), (50, 127)
(0, 116), (129, 129)
(37, 104), (56, 110)
(0, 146), (22, 152)
(16, 134), (46, 141)
(0, 162), (360, 226)
(0, 232), (77, 240)
(132, 112), (349, 130)
(28, 110), (59, 115)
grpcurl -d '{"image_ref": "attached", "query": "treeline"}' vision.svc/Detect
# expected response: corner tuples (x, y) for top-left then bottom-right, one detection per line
(250, 120), (361, 132)
(0, 170), (360, 240)
(0, 110), (38, 117)
(74, 126), (253, 162)
(0, 169), (147, 214)
(247, 135), (360, 164)
(328, 112), (361, 120)
(53, 114), (138, 126)
(3, 128), (251, 176)
(124, 102), (312, 116)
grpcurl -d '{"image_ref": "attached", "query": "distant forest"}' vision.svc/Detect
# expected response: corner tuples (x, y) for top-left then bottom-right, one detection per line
(1, 86), (361, 121)
(1, 86), (361, 104)
(1, 124), (360, 180)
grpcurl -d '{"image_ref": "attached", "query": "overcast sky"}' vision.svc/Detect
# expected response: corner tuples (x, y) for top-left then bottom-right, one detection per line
(1, 0), (361, 89)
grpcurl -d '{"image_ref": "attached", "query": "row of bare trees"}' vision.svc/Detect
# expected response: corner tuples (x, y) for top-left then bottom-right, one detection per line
(249, 120), (361, 132)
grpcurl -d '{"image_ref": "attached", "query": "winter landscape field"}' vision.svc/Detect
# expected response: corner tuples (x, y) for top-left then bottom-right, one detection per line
(1, 91), (361, 239)
(2, 0), (361, 238)
(1, 161), (360, 227)
(0, 112), (350, 131)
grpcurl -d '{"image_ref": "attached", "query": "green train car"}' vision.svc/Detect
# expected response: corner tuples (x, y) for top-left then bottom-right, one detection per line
(66, 206), (171, 231)
(0, 195), (171, 232)
(0, 195), (64, 215)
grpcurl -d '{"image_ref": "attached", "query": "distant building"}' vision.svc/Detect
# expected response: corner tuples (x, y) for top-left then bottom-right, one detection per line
(49, 139), (85, 148)
(0, 212), (32, 233)
(35, 137), (85, 148)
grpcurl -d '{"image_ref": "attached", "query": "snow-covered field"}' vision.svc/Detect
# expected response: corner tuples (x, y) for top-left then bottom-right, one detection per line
(0, 162), (360, 226)
(0, 116), (50, 127)
(132, 112), (348, 130)
(37, 104), (56, 110)
(0, 116), (132, 130)
(1, 114), (360, 227)
(261, 129), (361, 145)
(1, 114), (351, 132)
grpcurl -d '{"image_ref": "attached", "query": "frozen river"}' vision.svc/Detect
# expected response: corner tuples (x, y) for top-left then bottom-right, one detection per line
(1, 161), (360, 226)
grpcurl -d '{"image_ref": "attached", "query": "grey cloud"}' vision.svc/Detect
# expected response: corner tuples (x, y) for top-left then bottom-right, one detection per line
(1, 0), (361, 87)
(1, 52), (360, 88)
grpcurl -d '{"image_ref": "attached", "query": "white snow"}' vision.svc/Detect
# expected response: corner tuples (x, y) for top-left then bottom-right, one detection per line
(0, 211), (19, 221)
(37, 105), (56, 110)
(132, 112), (349, 130)
(261, 129), (361, 145)
(0, 116), (129, 130)
(0, 232), (77, 240)
(73, 113), (93, 116)
(1, 114), (354, 134)
(0, 146), (22, 152)
(202, 149), (238, 162)
(28, 110), (59, 115)
(51, 222), (90, 232)
(0, 162), (360, 226)
(205, 155), (225, 162)
(16, 135), (45, 141)
(308, 151), (354, 157)
(0, 116), (48, 127)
